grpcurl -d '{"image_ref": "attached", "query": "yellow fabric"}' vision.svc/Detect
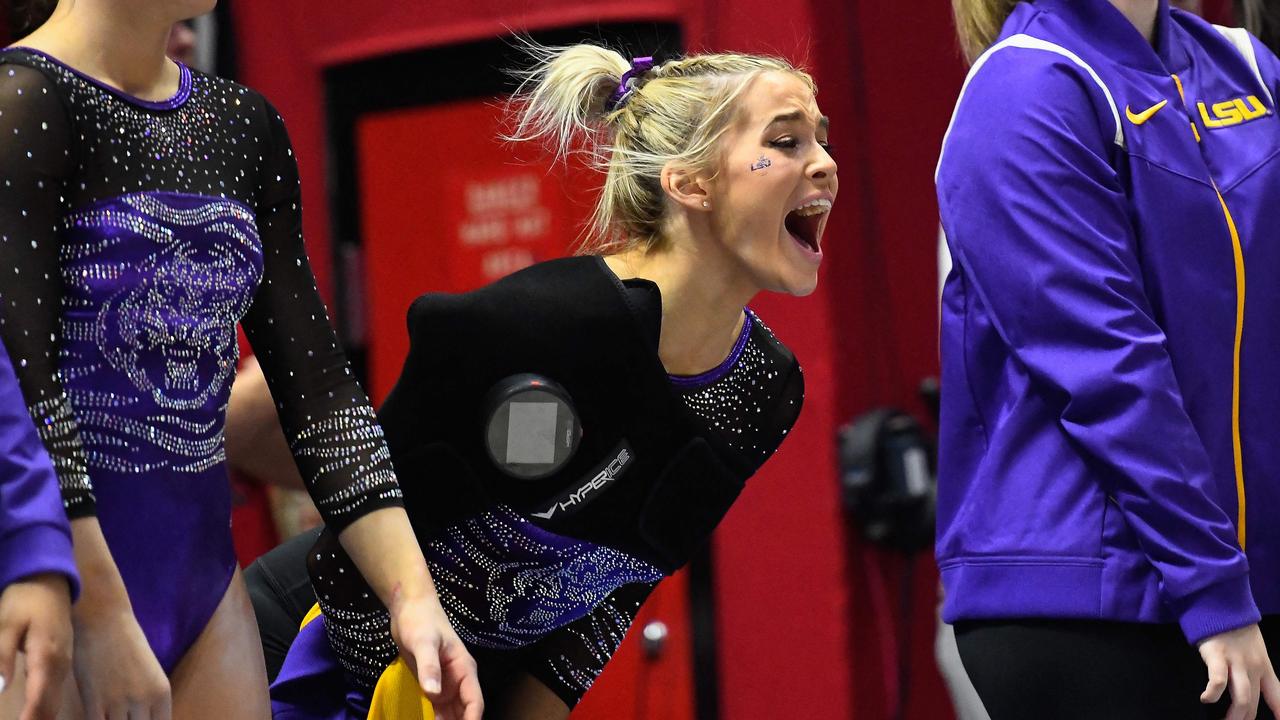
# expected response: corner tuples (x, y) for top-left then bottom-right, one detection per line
(300, 603), (323, 630)
(367, 658), (436, 720)
(296, 604), (436, 719)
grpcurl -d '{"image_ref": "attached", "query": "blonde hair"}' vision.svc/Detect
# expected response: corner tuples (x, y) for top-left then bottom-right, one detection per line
(507, 41), (815, 254)
(952, 0), (1020, 63)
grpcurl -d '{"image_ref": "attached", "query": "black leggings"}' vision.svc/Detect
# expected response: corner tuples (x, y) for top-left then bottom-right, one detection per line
(244, 527), (321, 683)
(955, 617), (1280, 720)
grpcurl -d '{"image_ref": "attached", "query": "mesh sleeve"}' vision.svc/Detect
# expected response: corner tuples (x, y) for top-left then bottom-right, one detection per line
(239, 100), (403, 531)
(0, 60), (94, 516)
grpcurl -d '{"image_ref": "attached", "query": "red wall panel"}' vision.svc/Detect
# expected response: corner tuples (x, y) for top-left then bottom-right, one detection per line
(354, 100), (584, 402)
(813, 3), (966, 717)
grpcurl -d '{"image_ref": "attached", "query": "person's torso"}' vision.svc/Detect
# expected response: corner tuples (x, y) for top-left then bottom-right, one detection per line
(936, 0), (1280, 613)
(0, 49), (269, 487)
(415, 283), (804, 649)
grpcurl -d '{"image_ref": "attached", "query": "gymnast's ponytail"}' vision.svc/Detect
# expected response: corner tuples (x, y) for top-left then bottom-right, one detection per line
(507, 41), (813, 253)
(952, 0), (1020, 63)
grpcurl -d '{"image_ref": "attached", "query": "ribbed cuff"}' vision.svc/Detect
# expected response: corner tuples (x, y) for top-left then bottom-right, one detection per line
(0, 522), (80, 601)
(1174, 574), (1260, 645)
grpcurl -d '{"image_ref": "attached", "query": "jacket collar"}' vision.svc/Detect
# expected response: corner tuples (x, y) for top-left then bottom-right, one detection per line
(1035, 0), (1189, 73)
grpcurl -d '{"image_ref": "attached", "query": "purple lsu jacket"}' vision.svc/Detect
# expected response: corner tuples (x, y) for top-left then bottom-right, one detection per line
(936, 0), (1280, 644)
(0, 338), (78, 598)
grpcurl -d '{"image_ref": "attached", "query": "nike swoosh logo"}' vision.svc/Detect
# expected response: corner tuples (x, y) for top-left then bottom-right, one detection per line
(1126, 99), (1169, 125)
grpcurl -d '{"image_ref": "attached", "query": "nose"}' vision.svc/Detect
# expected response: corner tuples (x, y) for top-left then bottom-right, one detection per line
(811, 148), (837, 183)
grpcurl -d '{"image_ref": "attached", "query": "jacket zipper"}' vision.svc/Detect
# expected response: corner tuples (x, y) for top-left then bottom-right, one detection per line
(1172, 73), (1247, 549)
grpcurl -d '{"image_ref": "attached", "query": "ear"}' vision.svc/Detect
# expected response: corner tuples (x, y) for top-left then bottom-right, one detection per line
(660, 161), (711, 213)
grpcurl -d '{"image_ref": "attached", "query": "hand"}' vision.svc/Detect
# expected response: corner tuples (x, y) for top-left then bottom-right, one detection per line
(1198, 624), (1280, 720)
(389, 592), (483, 720)
(0, 574), (73, 720)
(71, 597), (171, 720)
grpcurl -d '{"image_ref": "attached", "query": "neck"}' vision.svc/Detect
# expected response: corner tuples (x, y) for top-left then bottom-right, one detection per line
(604, 224), (756, 376)
(14, 0), (179, 98)
(1110, 0), (1160, 44)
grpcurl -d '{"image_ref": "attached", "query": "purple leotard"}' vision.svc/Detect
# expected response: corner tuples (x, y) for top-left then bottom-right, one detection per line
(0, 49), (403, 672)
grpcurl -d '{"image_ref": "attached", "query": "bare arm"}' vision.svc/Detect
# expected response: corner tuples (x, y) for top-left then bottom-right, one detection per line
(225, 356), (304, 490)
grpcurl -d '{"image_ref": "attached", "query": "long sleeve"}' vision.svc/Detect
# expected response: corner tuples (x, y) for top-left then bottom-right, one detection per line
(240, 101), (402, 531)
(520, 580), (656, 708)
(0, 62), (95, 517)
(0, 337), (79, 598)
(936, 51), (1256, 642)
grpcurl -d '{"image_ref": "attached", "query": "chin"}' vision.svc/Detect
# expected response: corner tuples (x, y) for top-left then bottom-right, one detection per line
(791, 282), (819, 297)
(769, 270), (819, 297)
(787, 278), (819, 297)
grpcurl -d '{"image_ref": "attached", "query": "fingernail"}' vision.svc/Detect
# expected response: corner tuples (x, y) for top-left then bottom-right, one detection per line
(425, 678), (441, 695)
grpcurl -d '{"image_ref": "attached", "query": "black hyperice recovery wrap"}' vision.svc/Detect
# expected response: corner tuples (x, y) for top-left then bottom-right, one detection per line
(379, 255), (801, 572)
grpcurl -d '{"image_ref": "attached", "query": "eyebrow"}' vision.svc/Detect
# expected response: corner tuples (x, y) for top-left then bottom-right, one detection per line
(765, 111), (830, 130)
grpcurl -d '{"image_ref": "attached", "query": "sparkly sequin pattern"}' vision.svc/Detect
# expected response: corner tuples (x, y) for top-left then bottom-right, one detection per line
(55, 193), (260, 476)
(308, 504), (664, 691)
(673, 308), (804, 468)
(27, 396), (91, 506)
(423, 504), (664, 649)
(0, 47), (404, 669)
(291, 405), (401, 519)
(306, 304), (803, 704)
(0, 47), (402, 529)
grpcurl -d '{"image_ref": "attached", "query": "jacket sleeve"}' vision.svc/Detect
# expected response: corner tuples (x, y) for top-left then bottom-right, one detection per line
(0, 339), (78, 599)
(936, 49), (1256, 644)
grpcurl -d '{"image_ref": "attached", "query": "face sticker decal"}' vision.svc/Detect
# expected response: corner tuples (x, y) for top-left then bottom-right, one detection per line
(750, 155), (772, 172)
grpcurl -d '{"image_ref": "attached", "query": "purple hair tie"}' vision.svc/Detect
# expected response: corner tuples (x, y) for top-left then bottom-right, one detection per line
(607, 56), (654, 110)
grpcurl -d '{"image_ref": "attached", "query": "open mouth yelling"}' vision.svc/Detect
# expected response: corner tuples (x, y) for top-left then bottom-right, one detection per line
(784, 197), (832, 256)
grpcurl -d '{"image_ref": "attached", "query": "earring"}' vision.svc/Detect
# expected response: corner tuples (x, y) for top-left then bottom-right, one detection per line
(702, 201), (709, 208)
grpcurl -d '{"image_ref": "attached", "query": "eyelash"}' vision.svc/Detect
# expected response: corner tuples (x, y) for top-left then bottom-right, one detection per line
(769, 137), (836, 156)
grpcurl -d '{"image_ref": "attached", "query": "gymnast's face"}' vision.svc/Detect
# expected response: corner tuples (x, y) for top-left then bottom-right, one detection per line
(702, 71), (837, 297)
